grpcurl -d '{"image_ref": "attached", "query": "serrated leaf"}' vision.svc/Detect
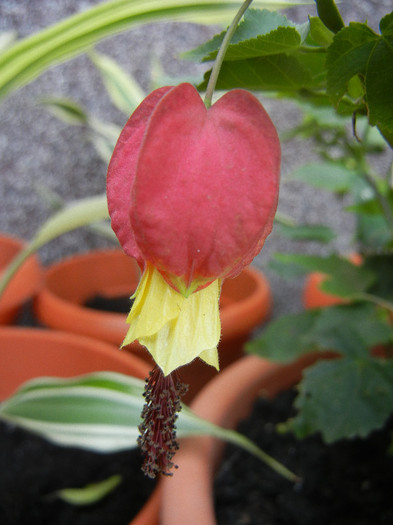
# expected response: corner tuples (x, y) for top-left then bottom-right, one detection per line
(199, 53), (315, 92)
(310, 302), (393, 356)
(288, 357), (393, 442)
(246, 309), (321, 362)
(90, 51), (145, 114)
(366, 13), (393, 133)
(291, 162), (359, 192)
(56, 475), (122, 505)
(326, 15), (393, 135)
(326, 22), (377, 104)
(248, 303), (393, 363)
(184, 9), (306, 62)
(275, 222), (335, 243)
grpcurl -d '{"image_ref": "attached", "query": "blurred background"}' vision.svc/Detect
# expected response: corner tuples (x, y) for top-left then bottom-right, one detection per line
(0, 0), (391, 319)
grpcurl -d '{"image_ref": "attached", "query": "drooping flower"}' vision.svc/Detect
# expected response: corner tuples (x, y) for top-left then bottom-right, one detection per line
(107, 83), (280, 377)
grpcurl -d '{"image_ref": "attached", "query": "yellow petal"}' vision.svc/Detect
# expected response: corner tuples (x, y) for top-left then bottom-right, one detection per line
(122, 264), (221, 376)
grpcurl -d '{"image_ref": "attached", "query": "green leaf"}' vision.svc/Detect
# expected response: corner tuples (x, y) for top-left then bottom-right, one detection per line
(326, 23), (377, 104)
(290, 162), (359, 192)
(326, 16), (393, 135)
(40, 96), (121, 162)
(366, 13), (393, 134)
(270, 253), (375, 297)
(363, 254), (393, 302)
(248, 303), (393, 362)
(315, 0), (344, 33)
(199, 53), (317, 91)
(0, 194), (110, 299)
(309, 303), (393, 357)
(0, 372), (298, 481)
(357, 213), (393, 252)
(90, 51), (145, 114)
(347, 189), (393, 216)
(247, 309), (321, 362)
(308, 16), (334, 46)
(0, 0), (302, 101)
(184, 9), (306, 62)
(56, 475), (122, 505)
(274, 221), (335, 243)
(40, 97), (88, 125)
(287, 357), (393, 442)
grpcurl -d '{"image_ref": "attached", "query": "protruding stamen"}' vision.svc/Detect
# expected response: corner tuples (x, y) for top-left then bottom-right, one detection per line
(138, 366), (188, 478)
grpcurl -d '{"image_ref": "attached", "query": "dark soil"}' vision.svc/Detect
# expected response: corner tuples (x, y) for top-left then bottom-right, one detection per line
(84, 295), (133, 314)
(0, 419), (156, 525)
(1, 302), (155, 525)
(214, 389), (393, 525)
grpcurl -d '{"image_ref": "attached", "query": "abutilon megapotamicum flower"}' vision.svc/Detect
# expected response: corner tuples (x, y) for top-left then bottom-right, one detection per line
(107, 82), (280, 476)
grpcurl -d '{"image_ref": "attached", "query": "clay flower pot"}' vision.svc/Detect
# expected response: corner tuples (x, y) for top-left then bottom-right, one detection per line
(0, 327), (160, 525)
(0, 327), (150, 401)
(34, 250), (140, 344)
(34, 249), (272, 400)
(0, 233), (42, 324)
(303, 254), (362, 309)
(159, 353), (318, 525)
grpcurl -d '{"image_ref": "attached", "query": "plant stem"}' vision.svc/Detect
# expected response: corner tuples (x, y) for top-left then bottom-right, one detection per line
(204, 0), (254, 108)
(354, 293), (393, 315)
(361, 167), (393, 235)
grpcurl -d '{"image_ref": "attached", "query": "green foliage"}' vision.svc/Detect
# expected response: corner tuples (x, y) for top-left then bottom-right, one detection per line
(364, 255), (393, 302)
(0, 372), (298, 482)
(269, 253), (375, 297)
(89, 51), (145, 114)
(290, 162), (359, 193)
(0, 0), (290, 101)
(285, 357), (393, 442)
(308, 16), (334, 46)
(1, 0), (393, 458)
(248, 303), (393, 442)
(183, 9), (307, 62)
(274, 221), (335, 243)
(248, 303), (393, 362)
(0, 194), (111, 298)
(326, 13), (393, 145)
(315, 0), (344, 34)
(56, 475), (122, 506)
(196, 9), (328, 92)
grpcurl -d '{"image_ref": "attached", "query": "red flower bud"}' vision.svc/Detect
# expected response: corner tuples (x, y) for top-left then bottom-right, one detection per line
(107, 83), (280, 295)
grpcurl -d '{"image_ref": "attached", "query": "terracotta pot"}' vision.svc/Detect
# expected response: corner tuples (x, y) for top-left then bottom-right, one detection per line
(0, 233), (42, 324)
(0, 327), (160, 525)
(160, 353), (319, 525)
(303, 254), (362, 309)
(34, 250), (140, 344)
(303, 271), (345, 309)
(34, 249), (272, 400)
(0, 327), (151, 401)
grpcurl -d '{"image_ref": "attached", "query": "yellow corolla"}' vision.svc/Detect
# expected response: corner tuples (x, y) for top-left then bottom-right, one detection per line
(122, 264), (221, 376)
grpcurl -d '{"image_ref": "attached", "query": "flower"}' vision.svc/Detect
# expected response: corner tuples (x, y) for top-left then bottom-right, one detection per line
(107, 83), (280, 376)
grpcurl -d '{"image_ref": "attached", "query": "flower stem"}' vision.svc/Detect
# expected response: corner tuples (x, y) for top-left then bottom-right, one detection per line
(204, 0), (254, 108)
